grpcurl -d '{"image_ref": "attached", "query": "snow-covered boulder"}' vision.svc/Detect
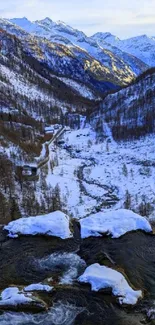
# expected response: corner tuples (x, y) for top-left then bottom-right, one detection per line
(4, 211), (72, 239)
(0, 288), (32, 307)
(0, 287), (47, 311)
(24, 283), (53, 292)
(78, 263), (142, 305)
(80, 209), (152, 239)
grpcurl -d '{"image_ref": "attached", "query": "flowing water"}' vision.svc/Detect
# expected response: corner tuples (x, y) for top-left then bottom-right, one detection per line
(37, 252), (86, 284)
(0, 228), (155, 324)
(0, 302), (84, 325)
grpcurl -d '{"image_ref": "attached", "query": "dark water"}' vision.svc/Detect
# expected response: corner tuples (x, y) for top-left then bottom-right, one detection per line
(0, 229), (155, 324)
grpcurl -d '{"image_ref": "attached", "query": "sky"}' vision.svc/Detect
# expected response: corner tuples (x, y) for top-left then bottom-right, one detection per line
(0, 0), (155, 38)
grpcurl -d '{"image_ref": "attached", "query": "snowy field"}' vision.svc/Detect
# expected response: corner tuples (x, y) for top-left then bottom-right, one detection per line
(42, 125), (155, 220)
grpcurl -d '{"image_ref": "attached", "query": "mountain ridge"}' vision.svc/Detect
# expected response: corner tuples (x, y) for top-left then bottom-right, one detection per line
(92, 32), (155, 67)
(4, 17), (149, 83)
(9, 17), (155, 68)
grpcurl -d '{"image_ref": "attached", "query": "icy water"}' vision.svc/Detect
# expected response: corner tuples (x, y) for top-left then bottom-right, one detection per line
(0, 303), (84, 325)
(0, 228), (155, 324)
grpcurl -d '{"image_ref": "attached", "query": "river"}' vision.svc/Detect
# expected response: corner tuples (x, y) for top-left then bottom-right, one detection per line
(0, 225), (155, 324)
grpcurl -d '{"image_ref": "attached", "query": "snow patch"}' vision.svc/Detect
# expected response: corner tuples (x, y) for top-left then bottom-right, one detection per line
(24, 283), (53, 292)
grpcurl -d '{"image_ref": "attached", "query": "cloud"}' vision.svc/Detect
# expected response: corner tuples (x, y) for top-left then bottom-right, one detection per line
(0, 0), (155, 38)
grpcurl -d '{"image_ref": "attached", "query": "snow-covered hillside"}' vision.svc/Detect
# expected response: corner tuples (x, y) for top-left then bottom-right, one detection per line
(91, 34), (149, 76)
(92, 32), (155, 67)
(92, 68), (155, 140)
(1, 68), (155, 222)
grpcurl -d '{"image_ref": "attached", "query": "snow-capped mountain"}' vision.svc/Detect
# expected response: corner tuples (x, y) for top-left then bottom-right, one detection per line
(10, 17), (85, 39)
(92, 32), (155, 67)
(0, 28), (102, 119)
(117, 35), (155, 67)
(7, 17), (149, 84)
(91, 34), (148, 76)
(92, 32), (120, 44)
(0, 20), (121, 95)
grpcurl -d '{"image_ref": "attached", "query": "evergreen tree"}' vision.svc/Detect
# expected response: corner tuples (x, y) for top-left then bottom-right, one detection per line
(10, 198), (21, 221)
(124, 190), (131, 209)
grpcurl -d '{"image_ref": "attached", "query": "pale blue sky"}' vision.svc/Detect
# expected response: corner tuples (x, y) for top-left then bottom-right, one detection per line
(1, 0), (155, 38)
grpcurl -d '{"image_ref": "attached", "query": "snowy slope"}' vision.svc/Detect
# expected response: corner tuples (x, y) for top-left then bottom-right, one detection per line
(92, 32), (120, 44)
(10, 17), (85, 40)
(10, 18), (155, 69)
(0, 20), (123, 92)
(92, 32), (155, 67)
(117, 35), (155, 67)
(93, 68), (155, 140)
(91, 34), (149, 75)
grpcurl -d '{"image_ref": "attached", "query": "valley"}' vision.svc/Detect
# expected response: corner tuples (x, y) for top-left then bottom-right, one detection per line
(0, 15), (155, 325)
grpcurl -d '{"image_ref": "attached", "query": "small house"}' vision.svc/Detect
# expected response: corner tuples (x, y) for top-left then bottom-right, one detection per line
(22, 164), (37, 177)
(44, 126), (54, 134)
(44, 125), (54, 141)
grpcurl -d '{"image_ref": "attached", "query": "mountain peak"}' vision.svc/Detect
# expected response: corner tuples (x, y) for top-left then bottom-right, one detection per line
(10, 17), (32, 25)
(40, 17), (53, 23)
(56, 20), (67, 25)
(9, 17), (37, 33)
(91, 32), (120, 45)
(36, 17), (54, 26)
